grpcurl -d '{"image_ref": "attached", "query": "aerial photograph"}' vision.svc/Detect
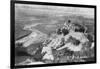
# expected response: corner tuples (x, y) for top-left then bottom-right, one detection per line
(15, 3), (95, 66)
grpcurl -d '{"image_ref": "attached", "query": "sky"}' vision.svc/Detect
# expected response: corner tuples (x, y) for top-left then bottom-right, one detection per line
(15, 3), (94, 20)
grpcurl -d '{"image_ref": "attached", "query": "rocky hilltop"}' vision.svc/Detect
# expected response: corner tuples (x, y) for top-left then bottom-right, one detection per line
(15, 19), (94, 65)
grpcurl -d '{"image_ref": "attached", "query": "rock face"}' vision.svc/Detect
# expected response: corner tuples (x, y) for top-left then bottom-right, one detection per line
(41, 21), (94, 63)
